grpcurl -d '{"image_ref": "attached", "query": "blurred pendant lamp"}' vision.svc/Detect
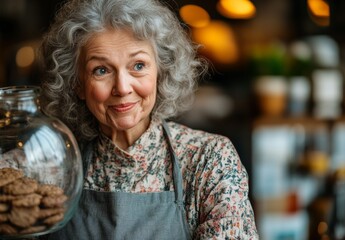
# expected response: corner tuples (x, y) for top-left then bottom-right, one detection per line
(307, 0), (330, 27)
(191, 20), (239, 65)
(217, 0), (256, 19)
(179, 4), (210, 28)
(179, 4), (240, 66)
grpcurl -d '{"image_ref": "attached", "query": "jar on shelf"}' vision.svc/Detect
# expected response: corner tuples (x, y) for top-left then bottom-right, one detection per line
(0, 85), (83, 239)
(254, 75), (288, 117)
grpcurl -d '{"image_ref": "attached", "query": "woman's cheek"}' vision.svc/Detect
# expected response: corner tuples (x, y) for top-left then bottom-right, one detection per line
(90, 86), (111, 102)
(137, 81), (157, 98)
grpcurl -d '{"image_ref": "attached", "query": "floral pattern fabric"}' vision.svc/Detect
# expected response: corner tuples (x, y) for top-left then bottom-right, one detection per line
(84, 118), (258, 239)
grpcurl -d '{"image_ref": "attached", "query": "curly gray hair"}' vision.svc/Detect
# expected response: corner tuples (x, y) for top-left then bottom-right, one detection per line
(40, 0), (207, 142)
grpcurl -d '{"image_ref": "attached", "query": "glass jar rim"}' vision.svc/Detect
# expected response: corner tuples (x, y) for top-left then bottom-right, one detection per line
(0, 85), (41, 100)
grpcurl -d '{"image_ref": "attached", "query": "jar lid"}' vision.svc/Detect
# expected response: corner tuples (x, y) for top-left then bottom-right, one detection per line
(0, 85), (41, 100)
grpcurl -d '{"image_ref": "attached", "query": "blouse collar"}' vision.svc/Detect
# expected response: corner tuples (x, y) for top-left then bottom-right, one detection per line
(96, 118), (164, 167)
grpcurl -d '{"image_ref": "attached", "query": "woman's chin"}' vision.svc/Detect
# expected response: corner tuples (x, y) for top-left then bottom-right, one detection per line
(113, 116), (149, 132)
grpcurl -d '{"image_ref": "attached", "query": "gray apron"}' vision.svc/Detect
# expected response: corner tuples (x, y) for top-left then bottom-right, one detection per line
(45, 121), (192, 240)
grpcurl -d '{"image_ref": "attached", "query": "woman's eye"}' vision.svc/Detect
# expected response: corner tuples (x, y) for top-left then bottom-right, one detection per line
(93, 67), (107, 76)
(134, 62), (145, 71)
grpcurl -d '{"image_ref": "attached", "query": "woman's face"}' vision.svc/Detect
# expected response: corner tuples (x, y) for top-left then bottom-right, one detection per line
(78, 28), (158, 138)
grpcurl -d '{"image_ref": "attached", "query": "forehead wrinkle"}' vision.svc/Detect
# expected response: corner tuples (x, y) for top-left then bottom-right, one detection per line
(81, 29), (156, 65)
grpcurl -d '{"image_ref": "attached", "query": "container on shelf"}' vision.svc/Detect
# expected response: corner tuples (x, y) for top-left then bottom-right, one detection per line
(254, 75), (288, 117)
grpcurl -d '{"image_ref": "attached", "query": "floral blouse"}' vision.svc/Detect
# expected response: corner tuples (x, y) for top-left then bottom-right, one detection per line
(84, 118), (259, 239)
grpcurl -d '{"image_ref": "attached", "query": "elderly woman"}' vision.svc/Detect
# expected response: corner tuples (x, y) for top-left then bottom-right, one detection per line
(39, 0), (258, 239)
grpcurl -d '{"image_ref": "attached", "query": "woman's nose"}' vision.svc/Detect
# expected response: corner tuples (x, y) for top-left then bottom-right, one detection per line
(111, 72), (133, 96)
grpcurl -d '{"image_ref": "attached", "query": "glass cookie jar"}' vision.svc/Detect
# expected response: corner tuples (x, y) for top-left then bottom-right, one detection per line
(0, 86), (83, 239)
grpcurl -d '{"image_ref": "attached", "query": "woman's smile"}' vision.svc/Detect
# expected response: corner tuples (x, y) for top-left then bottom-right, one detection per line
(110, 101), (139, 113)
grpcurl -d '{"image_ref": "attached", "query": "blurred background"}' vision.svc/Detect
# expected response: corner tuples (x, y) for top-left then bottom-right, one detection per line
(1, 0), (345, 239)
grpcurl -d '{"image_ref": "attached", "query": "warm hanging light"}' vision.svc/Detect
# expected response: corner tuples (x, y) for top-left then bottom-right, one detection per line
(191, 20), (239, 65)
(179, 4), (210, 28)
(307, 0), (330, 26)
(217, 0), (256, 19)
(308, 0), (329, 17)
(16, 46), (35, 68)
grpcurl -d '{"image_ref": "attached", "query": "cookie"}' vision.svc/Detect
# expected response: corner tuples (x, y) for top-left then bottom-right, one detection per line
(0, 167), (68, 235)
(38, 207), (65, 219)
(20, 225), (46, 234)
(0, 213), (8, 223)
(12, 193), (42, 207)
(0, 203), (9, 212)
(3, 177), (38, 195)
(0, 223), (17, 234)
(41, 194), (67, 208)
(43, 213), (64, 225)
(0, 195), (18, 202)
(9, 206), (39, 228)
(0, 168), (23, 187)
(36, 184), (64, 196)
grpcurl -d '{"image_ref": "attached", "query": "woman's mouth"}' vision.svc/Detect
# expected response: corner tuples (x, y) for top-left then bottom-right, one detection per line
(111, 102), (137, 113)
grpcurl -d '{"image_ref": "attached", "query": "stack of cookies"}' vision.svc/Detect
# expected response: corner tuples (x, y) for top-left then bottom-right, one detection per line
(0, 167), (67, 236)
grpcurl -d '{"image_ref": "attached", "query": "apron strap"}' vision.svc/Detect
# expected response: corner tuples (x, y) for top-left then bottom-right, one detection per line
(162, 120), (184, 205)
(81, 139), (96, 176)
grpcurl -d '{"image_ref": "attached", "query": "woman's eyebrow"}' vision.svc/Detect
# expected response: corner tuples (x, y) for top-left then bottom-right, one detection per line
(85, 55), (108, 63)
(129, 50), (151, 58)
